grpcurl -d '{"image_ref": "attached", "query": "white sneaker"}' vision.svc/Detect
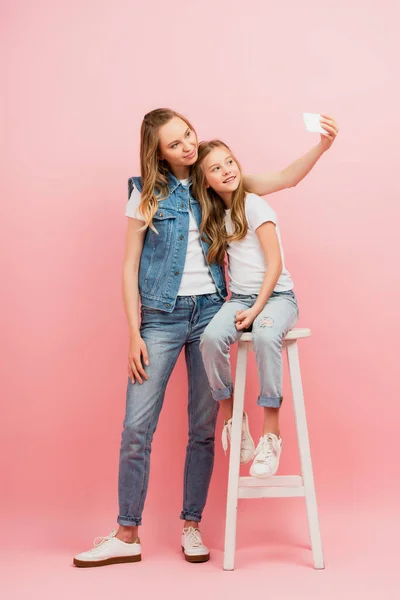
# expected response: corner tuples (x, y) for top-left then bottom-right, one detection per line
(250, 433), (282, 478)
(181, 527), (210, 563)
(222, 412), (255, 464)
(73, 529), (141, 567)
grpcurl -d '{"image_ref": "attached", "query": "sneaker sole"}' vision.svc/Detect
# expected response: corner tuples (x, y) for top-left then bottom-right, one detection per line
(181, 546), (210, 563)
(73, 554), (142, 568)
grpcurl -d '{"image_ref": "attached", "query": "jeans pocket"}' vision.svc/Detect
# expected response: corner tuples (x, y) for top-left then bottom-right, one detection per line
(141, 305), (165, 320)
(141, 304), (162, 312)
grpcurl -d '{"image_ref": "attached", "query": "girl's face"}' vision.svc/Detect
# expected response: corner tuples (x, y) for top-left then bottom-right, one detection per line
(158, 116), (198, 168)
(202, 147), (241, 195)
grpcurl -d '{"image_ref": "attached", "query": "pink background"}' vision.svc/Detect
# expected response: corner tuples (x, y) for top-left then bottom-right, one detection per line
(2, 0), (400, 597)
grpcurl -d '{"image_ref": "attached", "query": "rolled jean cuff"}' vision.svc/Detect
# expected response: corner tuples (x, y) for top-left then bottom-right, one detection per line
(257, 395), (283, 408)
(180, 511), (202, 522)
(211, 384), (233, 401)
(117, 515), (142, 527)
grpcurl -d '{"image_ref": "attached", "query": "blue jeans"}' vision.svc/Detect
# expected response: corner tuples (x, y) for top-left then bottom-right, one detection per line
(117, 293), (224, 527)
(200, 291), (299, 408)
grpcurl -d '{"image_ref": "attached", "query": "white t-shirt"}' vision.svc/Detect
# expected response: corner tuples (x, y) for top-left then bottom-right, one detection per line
(225, 193), (293, 294)
(125, 179), (216, 296)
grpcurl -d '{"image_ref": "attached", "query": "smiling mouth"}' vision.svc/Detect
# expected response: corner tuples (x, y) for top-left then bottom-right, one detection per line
(185, 150), (196, 159)
(223, 176), (236, 184)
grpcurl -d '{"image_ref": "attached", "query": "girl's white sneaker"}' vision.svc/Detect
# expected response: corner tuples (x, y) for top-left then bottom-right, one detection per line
(221, 412), (255, 464)
(73, 530), (141, 567)
(250, 433), (282, 478)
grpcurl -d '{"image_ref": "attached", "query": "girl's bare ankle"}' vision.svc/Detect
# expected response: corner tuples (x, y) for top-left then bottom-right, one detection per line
(262, 429), (280, 438)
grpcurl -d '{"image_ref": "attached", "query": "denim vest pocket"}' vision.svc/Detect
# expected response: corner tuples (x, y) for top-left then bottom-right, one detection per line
(153, 208), (177, 219)
(152, 208), (177, 234)
(142, 209), (177, 297)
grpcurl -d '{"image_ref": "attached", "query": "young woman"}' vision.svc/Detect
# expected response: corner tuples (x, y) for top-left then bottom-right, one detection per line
(194, 135), (336, 479)
(73, 109), (338, 567)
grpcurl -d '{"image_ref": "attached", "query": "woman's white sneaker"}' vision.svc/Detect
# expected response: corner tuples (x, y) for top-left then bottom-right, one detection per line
(181, 527), (210, 563)
(73, 530), (141, 567)
(221, 412), (255, 464)
(250, 433), (282, 478)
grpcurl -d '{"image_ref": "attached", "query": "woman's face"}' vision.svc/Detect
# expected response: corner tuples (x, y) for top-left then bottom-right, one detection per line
(202, 147), (241, 194)
(158, 117), (198, 168)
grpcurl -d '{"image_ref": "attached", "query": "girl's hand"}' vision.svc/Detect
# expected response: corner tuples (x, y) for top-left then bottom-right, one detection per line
(235, 308), (259, 331)
(128, 333), (149, 384)
(319, 115), (339, 151)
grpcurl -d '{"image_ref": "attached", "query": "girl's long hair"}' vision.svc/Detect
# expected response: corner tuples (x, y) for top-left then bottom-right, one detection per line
(139, 108), (196, 231)
(192, 140), (248, 264)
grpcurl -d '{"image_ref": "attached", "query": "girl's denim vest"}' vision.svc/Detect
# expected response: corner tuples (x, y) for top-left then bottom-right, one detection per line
(129, 173), (227, 313)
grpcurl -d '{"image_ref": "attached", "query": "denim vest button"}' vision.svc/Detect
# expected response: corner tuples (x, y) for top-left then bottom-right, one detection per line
(180, 235), (184, 240)
(165, 303), (170, 308)
(175, 271), (179, 276)
(181, 203), (185, 208)
(159, 212), (163, 217)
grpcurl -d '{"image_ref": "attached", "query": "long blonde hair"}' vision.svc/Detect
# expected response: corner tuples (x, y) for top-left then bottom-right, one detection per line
(139, 108), (196, 231)
(192, 140), (248, 264)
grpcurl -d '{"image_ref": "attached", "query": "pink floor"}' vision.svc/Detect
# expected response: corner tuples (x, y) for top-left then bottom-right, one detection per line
(3, 504), (396, 599)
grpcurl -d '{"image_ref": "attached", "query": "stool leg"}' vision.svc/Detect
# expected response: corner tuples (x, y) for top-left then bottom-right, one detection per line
(223, 342), (248, 571)
(286, 341), (325, 570)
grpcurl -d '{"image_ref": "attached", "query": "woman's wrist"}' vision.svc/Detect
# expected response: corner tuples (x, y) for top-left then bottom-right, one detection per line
(129, 327), (141, 338)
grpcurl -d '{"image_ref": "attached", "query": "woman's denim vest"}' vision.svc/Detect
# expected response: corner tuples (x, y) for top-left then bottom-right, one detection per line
(128, 172), (227, 313)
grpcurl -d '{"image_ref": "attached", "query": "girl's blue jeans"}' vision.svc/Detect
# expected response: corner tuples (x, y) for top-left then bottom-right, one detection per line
(200, 291), (299, 408)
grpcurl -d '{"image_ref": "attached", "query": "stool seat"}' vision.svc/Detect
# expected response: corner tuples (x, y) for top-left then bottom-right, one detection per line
(239, 327), (311, 343)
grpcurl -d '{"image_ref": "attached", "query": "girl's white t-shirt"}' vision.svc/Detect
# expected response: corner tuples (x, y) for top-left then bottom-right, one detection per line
(125, 179), (216, 296)
(225, 193), (294, 294)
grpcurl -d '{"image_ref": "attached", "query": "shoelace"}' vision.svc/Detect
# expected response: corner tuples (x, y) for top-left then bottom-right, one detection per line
(183, 527), (204, 549)
(254, 434), (278, 463)
(93, 529), (118, 547)
(221, 421), (231, 454)
(221, 418), (248, 454)
(92, 530), (140, 549)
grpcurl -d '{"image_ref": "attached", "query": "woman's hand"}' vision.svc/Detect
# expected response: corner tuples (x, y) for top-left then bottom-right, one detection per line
(319, 114), (339, 151)
(128, 332), (149, 384)
(235, 307), (260, 331)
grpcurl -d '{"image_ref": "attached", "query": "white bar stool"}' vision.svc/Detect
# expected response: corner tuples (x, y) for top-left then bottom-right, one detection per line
(223, 327), (324, 570)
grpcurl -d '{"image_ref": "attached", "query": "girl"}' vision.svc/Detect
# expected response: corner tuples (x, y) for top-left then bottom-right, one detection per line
(194, 139), (327, 478)
(73, 109), (338, 568)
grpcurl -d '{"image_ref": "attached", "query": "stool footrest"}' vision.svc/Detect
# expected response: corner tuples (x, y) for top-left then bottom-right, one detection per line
(238, 475), (305, 499)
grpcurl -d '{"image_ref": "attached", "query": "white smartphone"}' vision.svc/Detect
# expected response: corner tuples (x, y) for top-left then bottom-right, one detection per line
(303, 112), (328, 136)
